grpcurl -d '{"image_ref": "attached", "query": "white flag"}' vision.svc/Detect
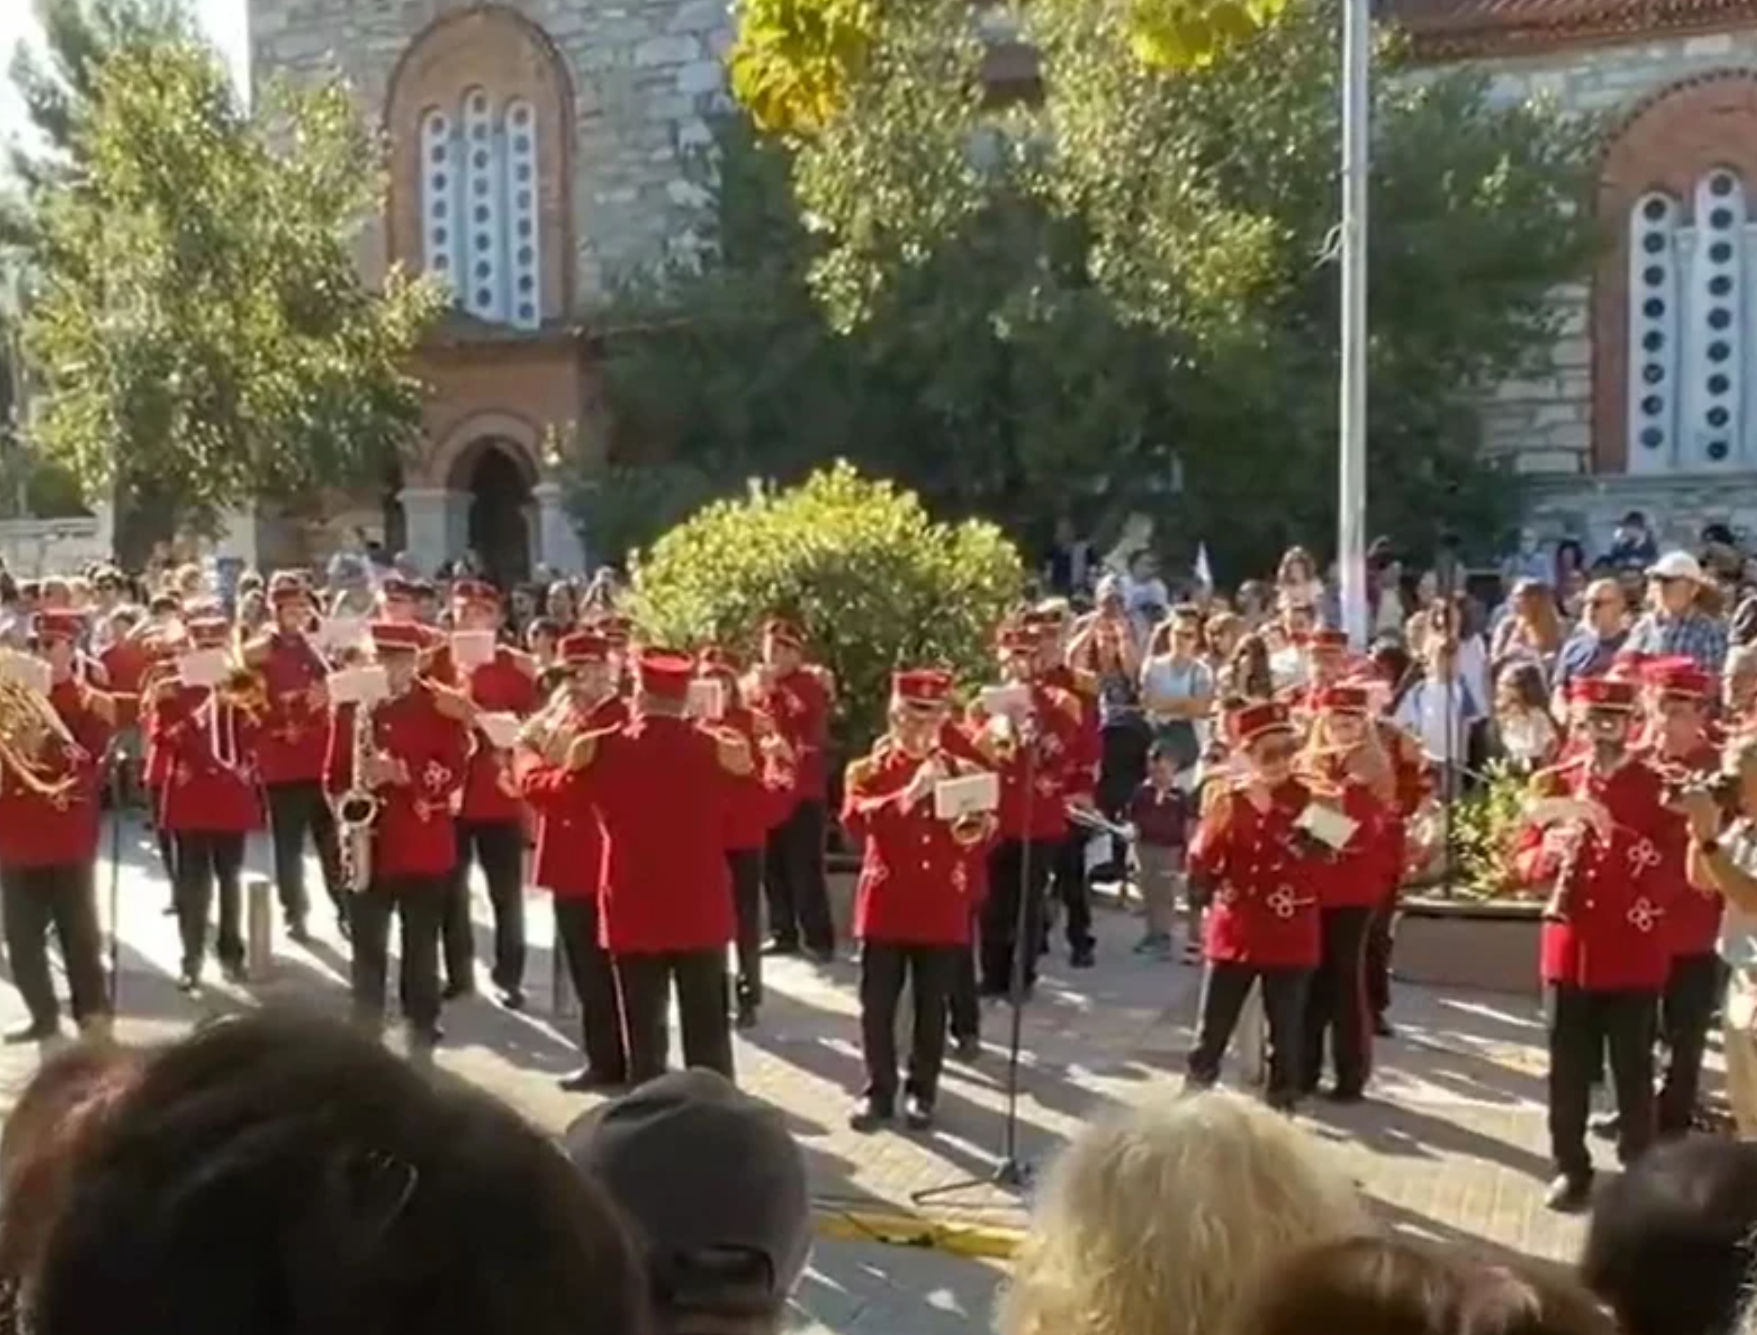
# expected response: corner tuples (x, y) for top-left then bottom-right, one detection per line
(1194, 543), (1214, 591)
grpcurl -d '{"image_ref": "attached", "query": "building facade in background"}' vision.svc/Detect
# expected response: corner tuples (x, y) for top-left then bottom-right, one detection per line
(1390, 0), (1757, 550)
(245, 0), (730, 582)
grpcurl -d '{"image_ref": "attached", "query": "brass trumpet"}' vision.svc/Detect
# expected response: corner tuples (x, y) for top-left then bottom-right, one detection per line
(0, 675), (80, 807)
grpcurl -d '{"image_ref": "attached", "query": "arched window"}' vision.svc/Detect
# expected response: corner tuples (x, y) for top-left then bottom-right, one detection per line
(1625, 167), (1750, 473)
(418, 88), (541, 329)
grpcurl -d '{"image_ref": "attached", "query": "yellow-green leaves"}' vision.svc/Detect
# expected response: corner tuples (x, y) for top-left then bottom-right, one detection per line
(727, 0), (881, 137)
(1124, 0), (1290, 71)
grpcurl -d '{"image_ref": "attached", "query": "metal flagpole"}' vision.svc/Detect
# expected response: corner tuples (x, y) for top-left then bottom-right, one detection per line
(1337, 0), (1372, 646)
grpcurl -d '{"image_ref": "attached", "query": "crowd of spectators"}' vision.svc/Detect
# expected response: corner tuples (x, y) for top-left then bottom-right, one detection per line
(4, 1011), (1752, 1335)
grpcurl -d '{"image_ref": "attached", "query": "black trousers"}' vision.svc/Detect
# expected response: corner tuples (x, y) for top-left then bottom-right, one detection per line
(860, 942), (959, 1109)
(1052, 830), (1092, 952)
(1302, 906), (1374, 1095)
(1188, 960), (1313, 1107)
(1097, 722), (1149, 878)
(1659, 952), (1722, 1137)
(264, 780), (344, 926)
(443, 819), (527, 994)
(949, 929), (980, 1041)
(728, 849), (764, 1009)
(551, 896), (627, 1081)
(980, 839), (1054, 994)
(1366, 893), (1397, 1017)
(351, 876), (445, 1036)
(1548, 983), (1658, 1180)
(617, 948), (733, 1086)
(172, 831), (244, 978)
(0, 862), (109, 1027)
(763, 799), (833, 952)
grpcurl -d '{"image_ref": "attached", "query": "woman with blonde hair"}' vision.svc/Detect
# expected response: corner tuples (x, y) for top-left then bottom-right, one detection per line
(998, 1090), (1369, 1335)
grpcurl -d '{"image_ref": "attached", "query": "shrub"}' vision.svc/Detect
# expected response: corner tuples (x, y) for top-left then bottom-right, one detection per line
(630, 461), (1025, 750)
(1438, 760), (1535, 898)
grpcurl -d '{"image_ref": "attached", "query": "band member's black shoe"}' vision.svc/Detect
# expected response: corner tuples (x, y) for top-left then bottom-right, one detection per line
(1264, 1091), (1301, 1116)
(176, 968), (201, 995)
(286, 918), (312, 946)
(735, 1001), (760, 1030)
(762, 936), (800, 957)
(848, 1097), (894, 1133)
(162, 902), (177, 916)
(1069, 945), (1096, 969)
(335, 912), (351, 942)
(1324, 1086), (1367, 1105)
(954, 1035), (982, 1064)
(1373, 1016), (1396, 1039)
(1589, 1111), (1621, 1140)
(5, 1020), (60, 1045)
(220, 960), (248, 986)
(497, 988), (527, 1012)
(409, 1024), (444, 1049)
(1545, 1172), (1594, 1213)
(804, 944), (836, 966)
(558, 1067), (625, 1093)
(903, 1094), (935, 1131)
(442, 980), (473, 1002)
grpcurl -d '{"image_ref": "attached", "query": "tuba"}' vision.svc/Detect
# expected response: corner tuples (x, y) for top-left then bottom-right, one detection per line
(0, 675), (81, 807)
(335, 699), (381, 895)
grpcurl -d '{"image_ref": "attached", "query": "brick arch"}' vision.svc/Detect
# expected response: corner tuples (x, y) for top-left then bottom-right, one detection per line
(384, 5), (575, 320)
(1594, 69), (1757, 473)
(420, 409), (543, 492)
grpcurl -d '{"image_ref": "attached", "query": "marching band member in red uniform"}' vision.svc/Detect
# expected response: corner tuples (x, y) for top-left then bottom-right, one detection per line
(561, 648), (754, 1084)
(1296, 683), (1394, 1102)
(1185, 699), (1329, 1111)
(751, 618), (835, 963)
(245, 573), (343, 943)
(697, 646), (794, 1030)
(845, 669), (997, 1132)
(149, 614), (264, 992)
(966, 626), (1089, 999)
(0, 611), (115, 1041)
(517, 630), (629, 1091)
(1638, 657), (1723, 1138)
(1030, 603), (1103, 967)
(1513, 675), (1677, 1211)
(1365, 700), (1432, 1038)
(432, 579), (538, 1009)
(324, 621), (470, 1052)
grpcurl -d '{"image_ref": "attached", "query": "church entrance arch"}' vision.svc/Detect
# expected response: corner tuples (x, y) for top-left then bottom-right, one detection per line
(447, 438), (535, 587)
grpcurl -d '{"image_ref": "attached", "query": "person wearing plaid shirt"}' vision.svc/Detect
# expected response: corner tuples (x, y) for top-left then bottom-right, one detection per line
(1625, 552), (1728, 677)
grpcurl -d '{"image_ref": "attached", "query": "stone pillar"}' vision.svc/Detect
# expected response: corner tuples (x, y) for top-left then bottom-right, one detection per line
(399, 487), (454, 576)
(532, 481), (586, 574)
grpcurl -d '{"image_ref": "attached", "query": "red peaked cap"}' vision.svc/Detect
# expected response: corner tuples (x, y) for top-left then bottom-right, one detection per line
(1314, 683), (1371, 714)
(1642, 655), (1712, 699)
(34, 611), (86, 645)
(637, 648), (695, 700)
(893, 668), (953, 707)
(559, 631), (610, 666)
(1309, 628), (1349, 650)
(1232, 700), (1295, 745)
(451, 579), (500, 608)
(371, 621), (425, 654)
(186, 616), (231, 649)
(1571, 675), (1639, 710)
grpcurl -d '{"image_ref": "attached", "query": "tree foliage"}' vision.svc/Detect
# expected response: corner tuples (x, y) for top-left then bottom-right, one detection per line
(630, 463), (1024, 749)
(600, 0), (1597, 576)
(18, 34), (443, 543)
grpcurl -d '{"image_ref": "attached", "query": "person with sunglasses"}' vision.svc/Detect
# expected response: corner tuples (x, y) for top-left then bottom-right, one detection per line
(1513, 675), (1678, 1213)
(1184, 699), (1330, 1112)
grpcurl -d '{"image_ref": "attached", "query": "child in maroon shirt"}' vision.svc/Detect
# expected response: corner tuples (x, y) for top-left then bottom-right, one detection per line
(1128, 743), (1190, 959)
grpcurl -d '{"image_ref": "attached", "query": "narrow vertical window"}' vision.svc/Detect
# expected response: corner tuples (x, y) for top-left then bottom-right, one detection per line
(505, 99), (541, 329)
(420, 108), (458, 294)
(462, 86), (505, 323)
(1627, 191), (1680, 474)
(1683, 170), (1745, 468)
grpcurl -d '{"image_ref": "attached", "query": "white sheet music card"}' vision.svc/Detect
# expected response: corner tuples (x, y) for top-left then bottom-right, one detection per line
(978, 683), (1032, 719)
(451, 630), (497, 669)
(1296, 803), (1359, 851)
(176, 649), (231, 690)
(1084, 831), (1112, 875)
(687, 678), (725, 722)
(476, 711), (521, 750)
(0, 650), (50, 697)
(320, 616), (367, 652)
(934, 771), (999, 821)
(328, 664), (389, 708)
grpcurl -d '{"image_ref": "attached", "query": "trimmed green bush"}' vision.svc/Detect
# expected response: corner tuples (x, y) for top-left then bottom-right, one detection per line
(630, 462), (1025, 750)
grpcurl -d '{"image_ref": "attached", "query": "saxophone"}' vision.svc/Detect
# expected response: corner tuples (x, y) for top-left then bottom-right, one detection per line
(335, 699), (381, 895)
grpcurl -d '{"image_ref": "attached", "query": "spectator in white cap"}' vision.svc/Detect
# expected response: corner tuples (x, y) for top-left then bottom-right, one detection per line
(563, 1069), (811, 1335)
(1626, 551), (1728, 676)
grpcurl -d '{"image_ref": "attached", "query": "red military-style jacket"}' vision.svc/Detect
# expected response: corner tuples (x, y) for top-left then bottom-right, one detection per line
(518, 694), (628, 899)
(569, 712), (743, 954)
(1188, 777), (1327, 969)
(1301, 771), (1393, 910)
(324, 685), (470, 881)
(1641, 737), (1723, 959)
(430, 646), (537, 825)
(965, 682), (1090, 843)
(0, 678), (114, 868)
(252, 631), (332, 786)
(1513, 754), (1678, 991)
(150, 684), (264, 834)
(755, 666), (832, 804)
(719, 703), (795, 853)
(1040, 664), (1102, 800)
(842, 738), (997, 946)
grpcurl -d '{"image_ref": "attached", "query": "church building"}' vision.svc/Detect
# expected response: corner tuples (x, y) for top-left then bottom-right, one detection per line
(247, 0), (730, 582)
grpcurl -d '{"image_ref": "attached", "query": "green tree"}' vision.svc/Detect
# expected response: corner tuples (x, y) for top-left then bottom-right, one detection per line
(651, 0), (1597, 575)
(18, 33), (442, 558)
(631, 463), (1024, 750)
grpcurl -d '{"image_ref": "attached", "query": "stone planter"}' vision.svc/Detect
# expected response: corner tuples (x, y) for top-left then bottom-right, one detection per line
(1390, 896), (1543, 996)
